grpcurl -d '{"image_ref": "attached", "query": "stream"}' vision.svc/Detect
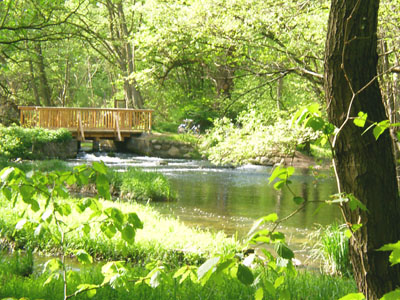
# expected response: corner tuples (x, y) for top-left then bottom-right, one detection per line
(69, 152), (343, 264)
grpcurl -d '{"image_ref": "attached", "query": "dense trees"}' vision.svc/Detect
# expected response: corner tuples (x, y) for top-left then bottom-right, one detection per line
(325, 0), (400, 298)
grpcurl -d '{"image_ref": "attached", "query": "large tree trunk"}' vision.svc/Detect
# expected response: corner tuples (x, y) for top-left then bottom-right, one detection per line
(325, 0), (400, 298)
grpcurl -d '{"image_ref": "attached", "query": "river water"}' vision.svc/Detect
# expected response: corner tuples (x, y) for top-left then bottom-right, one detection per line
(70, 153), (342, 249)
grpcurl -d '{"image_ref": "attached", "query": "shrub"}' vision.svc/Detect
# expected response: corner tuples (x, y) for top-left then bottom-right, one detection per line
(0, 125), (72, 159)
(200, 111), (319, 165)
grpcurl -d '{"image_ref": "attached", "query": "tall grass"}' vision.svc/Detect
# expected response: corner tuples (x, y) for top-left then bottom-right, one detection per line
(308, 223), (352, 277)
(113, 168), (175, 202)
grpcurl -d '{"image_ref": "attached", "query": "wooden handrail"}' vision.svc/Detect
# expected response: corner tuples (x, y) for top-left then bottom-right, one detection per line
(18, 106), (153, 135)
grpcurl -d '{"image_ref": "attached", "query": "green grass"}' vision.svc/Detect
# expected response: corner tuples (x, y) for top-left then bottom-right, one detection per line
(0, 257), (357, 300)
(0, 196), (239, 265)
(111, 168), (175, 202)
(308, 224), (352, 277)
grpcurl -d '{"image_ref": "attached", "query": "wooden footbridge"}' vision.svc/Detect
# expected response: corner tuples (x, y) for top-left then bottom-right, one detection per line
(18, 106), (153, 141)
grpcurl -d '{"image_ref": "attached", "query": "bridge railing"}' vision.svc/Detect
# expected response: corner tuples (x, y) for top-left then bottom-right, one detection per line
(18, 106), (153, 133)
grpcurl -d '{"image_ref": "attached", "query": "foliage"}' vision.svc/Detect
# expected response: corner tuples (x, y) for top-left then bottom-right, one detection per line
(308, 224), (352, 277)
(0, 162), (143, 300)
(0, 125), (72, 159)
(200, 111), (319, 165)
(0, 260), (356, 300)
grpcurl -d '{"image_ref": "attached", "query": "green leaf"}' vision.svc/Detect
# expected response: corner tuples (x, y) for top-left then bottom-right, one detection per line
(348, 194), (368, 212)
(263, 280), (276, 296)
(15, 219), (28, 230)
(121, 224), (136, 244)
(75, 249), (93, 265)
(43, 258), (63, 273)
(254, 287), (264, 300)
(34, 223), (45, 237)
(378, 241), (400, 266)
(127, 212), (143, 229)
(0, 167), (15, 182)
(96, 174), (110, 200)
(338, 293), (365, 300)
(92, 161), (108, 175)
(373, 120), (390, 140)
(354, 112), (368, 128)
(100, 222), (117, 239)
(2, 187), (12, 201)
(43, 272), (60, 286)
(381, 289), (400, 300)
(75, 284), (98, 298)
(248, 213), (277, 236)
(269, 166), (286, 183)
(273, 180), (286, 190)
(236, 264), (254, 286)
(275, 242), (294, 260)
(105, 207), (124, 228)
(54, 203), (72, 216)
(197, 256), (220, 284)
(274, 275), (285, 288)
(149, 270), (162, 288)
(305, 116), (325, 131)
(293, 196), (304, 205)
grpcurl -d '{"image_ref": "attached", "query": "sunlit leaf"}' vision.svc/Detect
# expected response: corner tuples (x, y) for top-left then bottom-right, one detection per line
(43, 258), (63, 273)
(381, 289), (400, 300)
(75, 284), (98, 298)
(338, 293), (365, 300)
(92, 161), (108, 175)
(354, 112), (368, 128)
(149, 270), (162, 288)
(373, 120), (390, 140)
(378, 241), (400, 266)
(197, 256), (220, 284)
(15, 219), (27, 230)
(274, 275), (285, 288)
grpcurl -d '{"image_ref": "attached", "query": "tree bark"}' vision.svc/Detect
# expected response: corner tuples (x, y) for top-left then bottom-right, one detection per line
(325, 0), (400, 298)
(35, 43), (52, 106)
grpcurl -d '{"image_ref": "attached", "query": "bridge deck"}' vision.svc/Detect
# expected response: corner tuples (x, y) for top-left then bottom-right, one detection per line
(18, 106), (153, 141)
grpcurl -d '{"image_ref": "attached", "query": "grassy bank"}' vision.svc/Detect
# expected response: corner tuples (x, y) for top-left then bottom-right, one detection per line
(0, 196), (239, 265)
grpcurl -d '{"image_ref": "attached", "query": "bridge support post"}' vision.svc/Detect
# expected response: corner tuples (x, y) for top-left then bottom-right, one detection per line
(92, 141), (100, 152)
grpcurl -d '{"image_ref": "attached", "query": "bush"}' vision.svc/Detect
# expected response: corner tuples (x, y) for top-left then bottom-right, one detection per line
(200, 110), (319, 165)
(0, 125), (72, 159)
